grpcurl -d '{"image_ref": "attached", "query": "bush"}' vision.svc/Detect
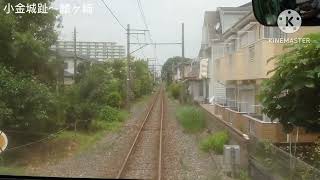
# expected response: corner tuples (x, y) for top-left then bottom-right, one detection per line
(107, 92), (122, 108)
(168, 83), (182, 100)
(0, 65), (58, 133)
(98, 105), (128, 122)
(200, 131), (229, 154)
(176, 106), (205, 133)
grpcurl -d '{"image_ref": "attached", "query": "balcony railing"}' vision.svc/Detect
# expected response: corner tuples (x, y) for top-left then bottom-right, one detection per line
(214, 97), (271, 122)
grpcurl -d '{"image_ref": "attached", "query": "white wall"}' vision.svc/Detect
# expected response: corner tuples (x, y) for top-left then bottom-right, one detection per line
(188, 81), (205, 102)
(64, 58), (75, 75)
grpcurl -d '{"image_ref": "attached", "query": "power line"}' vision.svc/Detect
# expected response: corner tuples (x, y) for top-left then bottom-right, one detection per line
(136, 0), (158, 71)
(99, 0), (147, 59)
(136, 0), (153, 43)
(5, 125), (71, 152)
(100, 0), (126, 31)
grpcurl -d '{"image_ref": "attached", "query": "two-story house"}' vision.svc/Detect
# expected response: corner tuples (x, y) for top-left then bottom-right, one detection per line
(208, 9), (320, 142)
(196, 4), (251, 103)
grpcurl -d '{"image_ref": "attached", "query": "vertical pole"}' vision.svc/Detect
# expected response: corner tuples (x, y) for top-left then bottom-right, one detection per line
(181, 23), (185, 103)
(73, 27), (77, 82)
(153, 64), (156, 82)
(126, 24), (131, 108)
(182, 23), (185, 58)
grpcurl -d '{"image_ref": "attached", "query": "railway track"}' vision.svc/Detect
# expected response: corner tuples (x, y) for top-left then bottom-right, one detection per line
(116, 87), (165, 180)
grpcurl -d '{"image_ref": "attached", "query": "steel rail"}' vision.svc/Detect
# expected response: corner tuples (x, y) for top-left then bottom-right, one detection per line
(116, 89), (161, 179)
(157, 89), (164, 180)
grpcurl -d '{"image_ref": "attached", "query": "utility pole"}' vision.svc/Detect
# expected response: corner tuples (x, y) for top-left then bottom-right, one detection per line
(180, 23), (186, 79)
(73, 27), (77, 82)
(182, 23), (185, 58)
(126, 24), (131, 108)
(181, 23), (186, 103)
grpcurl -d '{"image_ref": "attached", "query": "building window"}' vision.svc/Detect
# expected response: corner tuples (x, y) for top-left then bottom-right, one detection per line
(249, 45), (255, 62)
(263, 26), (286, 39)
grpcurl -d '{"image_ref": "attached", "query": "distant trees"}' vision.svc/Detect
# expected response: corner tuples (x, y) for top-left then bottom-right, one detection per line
(161, 56), (192, 84)
(260, 33), (320, 132)
(131, 60), (154, 98)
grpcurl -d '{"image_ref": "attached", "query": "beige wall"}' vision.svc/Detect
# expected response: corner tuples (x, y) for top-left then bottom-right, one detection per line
(215, 26), (320, 82)
(215, 39), (282, 81)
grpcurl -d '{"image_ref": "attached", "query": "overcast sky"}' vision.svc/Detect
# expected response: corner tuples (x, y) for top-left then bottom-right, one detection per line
(53, 0), (250, 71)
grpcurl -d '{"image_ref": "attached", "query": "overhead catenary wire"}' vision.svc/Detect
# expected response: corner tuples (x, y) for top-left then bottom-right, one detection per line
(100, 0), (148, 59)
(136, 0), (153, 43)
(136, 0), (158, 73)
(100, 0), (126, 31)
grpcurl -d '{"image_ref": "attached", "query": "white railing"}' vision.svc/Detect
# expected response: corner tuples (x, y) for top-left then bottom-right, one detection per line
(236, 102), (249, 113)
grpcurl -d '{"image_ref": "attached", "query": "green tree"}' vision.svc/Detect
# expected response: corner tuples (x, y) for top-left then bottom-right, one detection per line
(161, 56), (192, 84)
(0, 65), (58, 133)
(260, 33), (320, 132)
(0, 0), (60, 82)
(131, 60), (153, 98)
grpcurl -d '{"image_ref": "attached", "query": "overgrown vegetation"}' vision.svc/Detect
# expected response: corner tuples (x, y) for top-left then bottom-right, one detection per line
(0, 0), (154, 168)
(260, 33), (320, 133)
(251, 139), (320, 179)
(161, 56), (192, 85)
(200, 131), (229, 154)
(238, 169), (251, 180)
(176, 106), (205, 133)
(168, 82), (183, 99)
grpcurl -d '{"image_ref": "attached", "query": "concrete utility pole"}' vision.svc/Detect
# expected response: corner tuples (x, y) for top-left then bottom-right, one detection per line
(73, 27), (77, 81)
(181, 23), (186, 104)
(182, 23), (185, 59)
(126, 24), (131, 108)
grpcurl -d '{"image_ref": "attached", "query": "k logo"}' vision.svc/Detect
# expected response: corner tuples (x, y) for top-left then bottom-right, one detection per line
(277, 9), (302, 34)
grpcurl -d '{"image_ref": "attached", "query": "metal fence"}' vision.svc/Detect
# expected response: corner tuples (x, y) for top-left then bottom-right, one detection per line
(214, 97), (273, 122)
(249, 136), (320, 180)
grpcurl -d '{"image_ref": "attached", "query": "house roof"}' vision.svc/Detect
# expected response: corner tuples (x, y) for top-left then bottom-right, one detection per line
(240, 2), (252, 7)
(218, 5), (252, 12)
(222, 12), (256, 39)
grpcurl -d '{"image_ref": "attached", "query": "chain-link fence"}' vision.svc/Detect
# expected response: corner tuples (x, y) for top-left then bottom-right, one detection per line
(249, 136), (320, 180)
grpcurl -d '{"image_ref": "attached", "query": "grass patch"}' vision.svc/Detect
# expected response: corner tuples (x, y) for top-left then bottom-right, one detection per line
(239, 169), (251, 180)
(0, 166), (25, 175)
(0, 110), (129, 175)
(200, 131), (229, 154)
(176, 106), (205, 133)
